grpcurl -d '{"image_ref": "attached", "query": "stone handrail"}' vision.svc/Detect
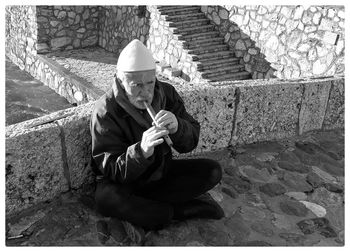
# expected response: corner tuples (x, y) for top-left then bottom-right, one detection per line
(5, 76), (344, 216)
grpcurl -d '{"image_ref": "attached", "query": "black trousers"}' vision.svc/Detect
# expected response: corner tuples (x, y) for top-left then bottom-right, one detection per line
(95, 158), (222, 230)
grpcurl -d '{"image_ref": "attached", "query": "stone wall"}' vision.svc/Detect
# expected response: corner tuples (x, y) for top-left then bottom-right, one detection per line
(6, 76), (344, 215)
(201, 6), (275, 79)
(204, 5), (345, 79)
(31, 54), (105, 105)
(36, 6), (99, 53)
(98, 6), (150, 54)
(5, 6), (37, 74)
(147, 6), (203, 82)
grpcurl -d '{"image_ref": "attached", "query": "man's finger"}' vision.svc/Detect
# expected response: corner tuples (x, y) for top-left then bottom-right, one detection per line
(156, 113), (171, 124)
(158, 118), (173, 128)
(148, 129), (169, 140)
(149, 138), (164, 147)
(154, 110), (167, 121)
(147, 125), (166, 133)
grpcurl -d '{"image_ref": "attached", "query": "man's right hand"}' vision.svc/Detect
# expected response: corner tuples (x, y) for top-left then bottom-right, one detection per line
(141, 126), (169, 159)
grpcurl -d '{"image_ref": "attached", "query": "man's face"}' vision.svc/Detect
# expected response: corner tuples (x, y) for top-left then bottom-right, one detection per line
(119, 70), (156, 109)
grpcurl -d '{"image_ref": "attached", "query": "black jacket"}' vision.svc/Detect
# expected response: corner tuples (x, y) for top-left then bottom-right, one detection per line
(90, 78), (200, 185)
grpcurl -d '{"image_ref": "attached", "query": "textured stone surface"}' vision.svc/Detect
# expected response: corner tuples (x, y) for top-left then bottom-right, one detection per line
(6, 122), (69, 215)
(279, 232), (307, 245)
(277, 161), (309, 173)
(279, 199), (309, 217)
(37, 6), (99, 52)
(238, 166), (273, 183)
(259, 183), (286, 197)
(203, 5), (344, 79)
(224, 211), (251, 243)
(299, 80), (332, 134)
(285, 192), (307, 201)
(280, 172), (313, 193)
(299, 201), (327, 218)
(297, 218), (337, 238)
(232, 80), (302, 145)
(323, 79), (344, 130)
(99, 6), (150, 55)
(309, 187), (343, 207)
(5, 6), (37, 74)
(178, 84), (236, 152)
(57, 103), (95, 189)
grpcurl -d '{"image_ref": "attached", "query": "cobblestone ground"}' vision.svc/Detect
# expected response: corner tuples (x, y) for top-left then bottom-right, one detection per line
(6, 129), (344, 246)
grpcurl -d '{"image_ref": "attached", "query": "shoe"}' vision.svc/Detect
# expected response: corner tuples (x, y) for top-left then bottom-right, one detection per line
(174, 193), (225, 220)
(121, 220), (145, 245)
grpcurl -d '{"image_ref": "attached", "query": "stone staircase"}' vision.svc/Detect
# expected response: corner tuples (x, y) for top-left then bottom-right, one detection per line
(157, 6), (251, 82)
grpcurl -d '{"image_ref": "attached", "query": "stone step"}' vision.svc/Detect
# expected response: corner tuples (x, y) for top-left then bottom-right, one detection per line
(197, 56), (241, 64)
(174, 25), (216, 36)
(169, 18), (209, 29)
(183, 37), (224, 49)
(157, 5), (197, 11)
(188, 44), (229, 55)
(165, 12), (206, 22)
(191, 50), (235, 61)
(179, 31), (220, 41)
(200, 65), (246, 78)
(207, 71), (252, 82)
(196, 58), (241, 70)
(159, 6), (201, 15)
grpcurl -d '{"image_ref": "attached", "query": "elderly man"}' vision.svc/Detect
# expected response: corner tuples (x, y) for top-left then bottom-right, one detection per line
(90, 39), (224, 243)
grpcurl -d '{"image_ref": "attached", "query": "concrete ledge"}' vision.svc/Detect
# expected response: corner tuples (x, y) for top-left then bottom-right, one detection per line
(5, 76), (344, 215)
(323, 79), (345, 130)
(231, 80), (302, 145)
(177, 84), (237, 152)
(299, 80), (332, 135)
(56, 103), (95, 189)
(6, 122), (69, 215)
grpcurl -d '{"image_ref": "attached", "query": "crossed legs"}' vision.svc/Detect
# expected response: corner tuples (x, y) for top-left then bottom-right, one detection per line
(95, 158), (222, 230)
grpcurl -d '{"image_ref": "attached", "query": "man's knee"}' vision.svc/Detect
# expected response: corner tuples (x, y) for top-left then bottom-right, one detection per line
(206, 159), (222, 186)
(95, 183), (127, 217)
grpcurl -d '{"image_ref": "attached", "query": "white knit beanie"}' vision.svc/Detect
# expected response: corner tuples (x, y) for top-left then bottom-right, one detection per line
(116, 39), (156, 72)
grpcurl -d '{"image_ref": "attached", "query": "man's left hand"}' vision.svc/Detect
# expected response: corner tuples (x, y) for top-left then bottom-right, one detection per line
(154, 110), (178, 134)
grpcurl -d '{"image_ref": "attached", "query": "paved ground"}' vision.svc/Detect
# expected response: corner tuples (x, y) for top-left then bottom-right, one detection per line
(6, 128), (344, 246)
(5, 57), (72, 126)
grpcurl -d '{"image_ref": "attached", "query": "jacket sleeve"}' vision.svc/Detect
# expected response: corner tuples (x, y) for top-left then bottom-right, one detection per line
(167, 87), (200, 153)
(90, 110), (154, 184)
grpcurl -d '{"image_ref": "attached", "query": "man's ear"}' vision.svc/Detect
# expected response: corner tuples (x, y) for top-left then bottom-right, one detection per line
(115, 73), (125, 89)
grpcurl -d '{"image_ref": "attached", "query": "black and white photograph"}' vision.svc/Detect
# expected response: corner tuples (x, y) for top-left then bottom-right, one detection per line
(3, 0), (346, 247)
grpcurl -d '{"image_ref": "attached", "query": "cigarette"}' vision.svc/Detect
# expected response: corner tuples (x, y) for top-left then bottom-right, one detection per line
(143, 101), (173, 147)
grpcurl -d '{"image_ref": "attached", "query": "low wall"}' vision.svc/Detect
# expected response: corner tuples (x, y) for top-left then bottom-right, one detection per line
(5, 76), (344, 216)
(32, 54), (105, 105)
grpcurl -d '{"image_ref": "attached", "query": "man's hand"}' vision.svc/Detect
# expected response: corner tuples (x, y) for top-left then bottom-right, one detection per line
(154, 110), (178, 134)
(141, 126), (169, 159)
